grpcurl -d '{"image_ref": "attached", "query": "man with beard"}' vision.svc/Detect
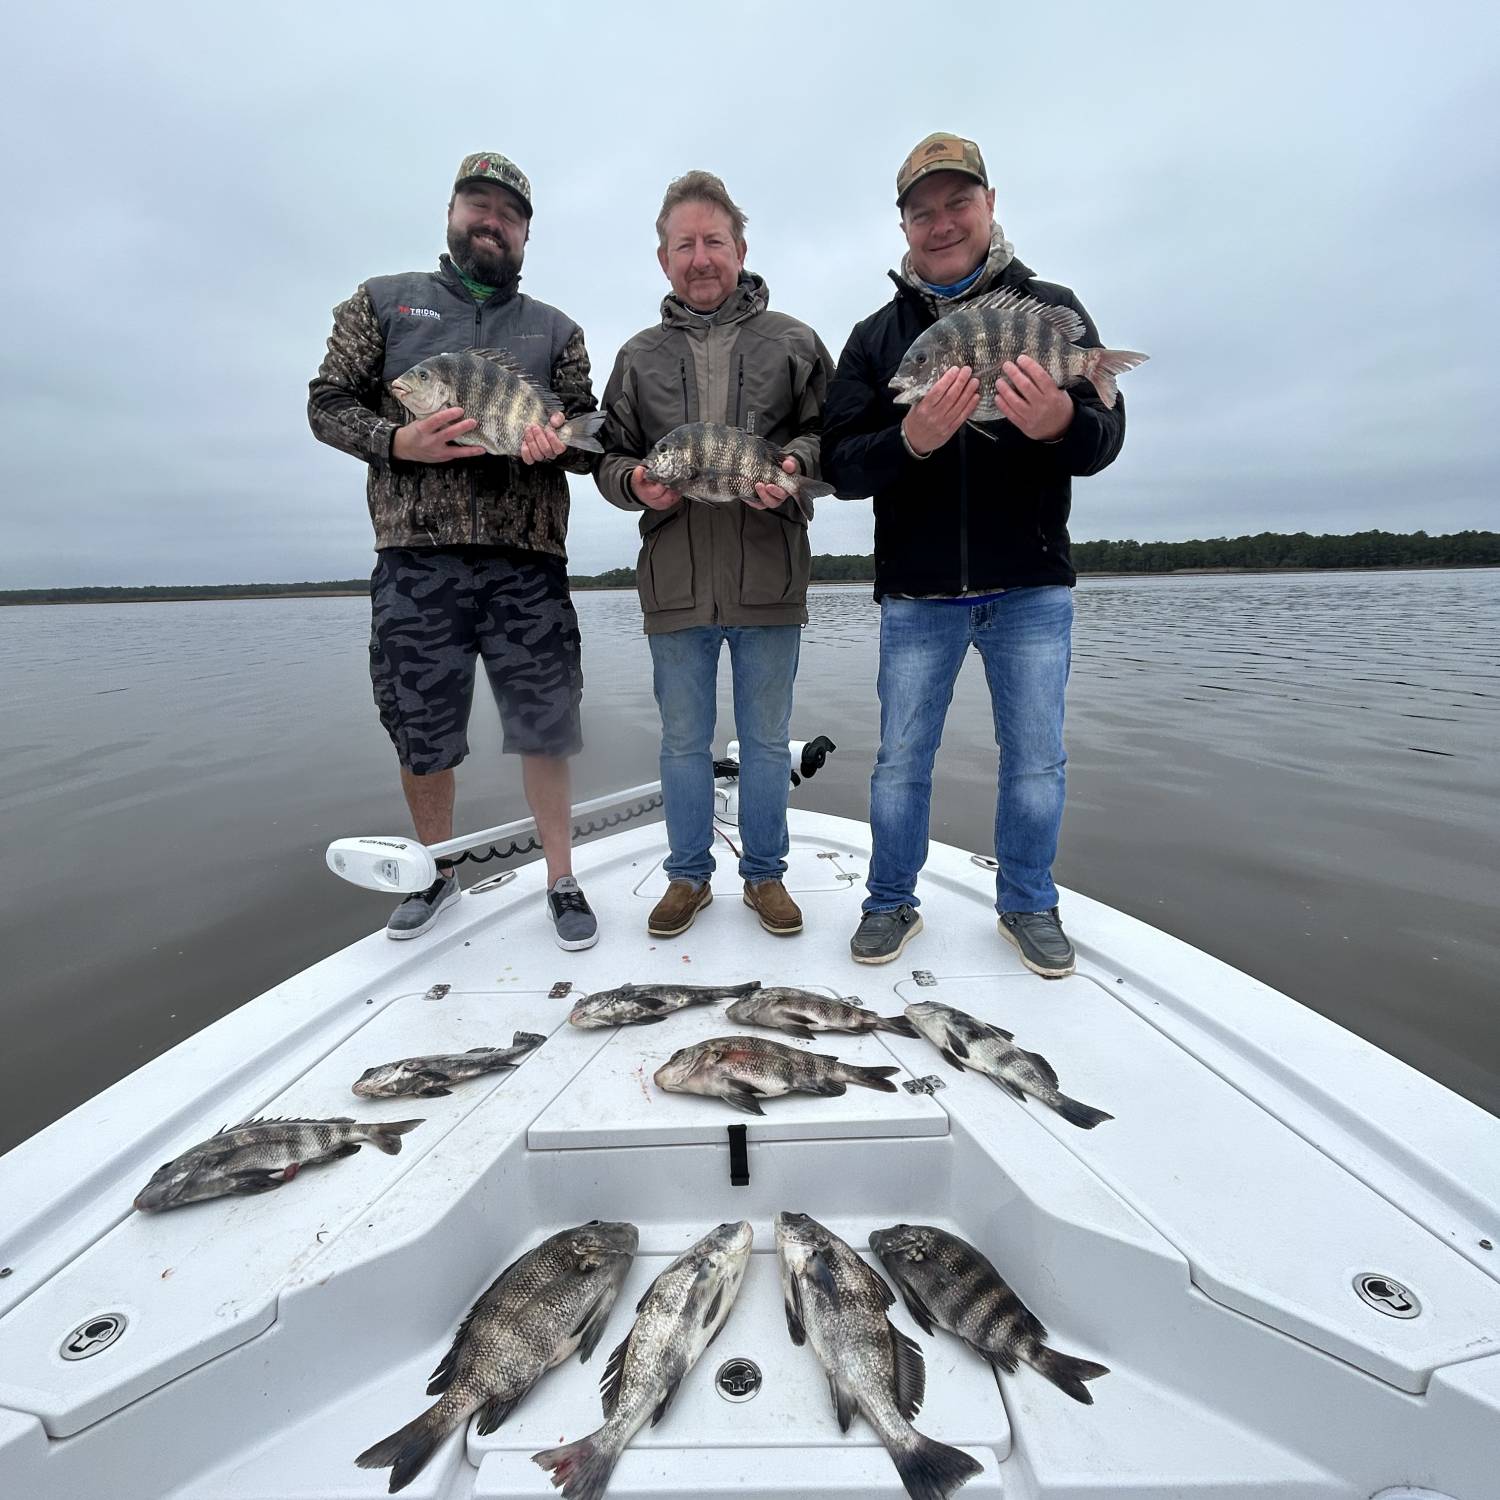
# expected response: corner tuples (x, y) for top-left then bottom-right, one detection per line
(595, 171), (833, 939)
(309, 153), (601, 949)
(823, 133), (1133, 977)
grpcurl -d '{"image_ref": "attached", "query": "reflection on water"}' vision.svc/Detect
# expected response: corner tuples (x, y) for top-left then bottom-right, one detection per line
(1, 568), (1496, 1151)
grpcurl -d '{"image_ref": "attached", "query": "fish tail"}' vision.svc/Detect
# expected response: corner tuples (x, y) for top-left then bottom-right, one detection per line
(1081, 347), (1149, 409)
(876, 1013), (921, 1037)
(791, 475), (836, 501)
(354, 1403), (452, 1493)
(531, 1429), (618, 1500)
(1025, 1342), (1110, 1404)
(557, 410), (606, 453)
(844, 1062), (901, 1093)
(1055, 1095), (1113, 1130)
(512, 1031), (548, 1049)
(891, 1429), (984, 1500)
(366, 1118), (425, 1154)
(727, 981), (764, 997)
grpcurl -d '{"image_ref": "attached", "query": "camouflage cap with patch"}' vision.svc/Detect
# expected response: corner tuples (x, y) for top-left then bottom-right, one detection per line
(896, 133), (988, 206)
(453, 152), (533, 217)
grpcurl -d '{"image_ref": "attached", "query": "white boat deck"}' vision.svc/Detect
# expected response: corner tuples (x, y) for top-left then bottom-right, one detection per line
(2, 809), (1498, 1499)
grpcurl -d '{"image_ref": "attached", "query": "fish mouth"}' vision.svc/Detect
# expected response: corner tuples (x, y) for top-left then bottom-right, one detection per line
(889, 384), (919, 405)
(390, 378), (412, 400)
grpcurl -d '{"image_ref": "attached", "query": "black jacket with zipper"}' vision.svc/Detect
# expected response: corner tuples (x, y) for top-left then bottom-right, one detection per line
(822, 257), (1127, 599)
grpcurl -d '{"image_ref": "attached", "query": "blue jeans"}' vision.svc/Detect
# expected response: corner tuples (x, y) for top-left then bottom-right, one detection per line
(865, 588), (1072, 915)
(648, 625), (802, 884)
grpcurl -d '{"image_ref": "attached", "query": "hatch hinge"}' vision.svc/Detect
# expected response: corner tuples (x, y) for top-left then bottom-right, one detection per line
(903, 1074), (947, 1096)
(727, 1124), (750, 1186)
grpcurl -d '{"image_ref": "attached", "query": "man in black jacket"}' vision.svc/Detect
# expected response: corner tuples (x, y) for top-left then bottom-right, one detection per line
(823, 133), (1132, 977)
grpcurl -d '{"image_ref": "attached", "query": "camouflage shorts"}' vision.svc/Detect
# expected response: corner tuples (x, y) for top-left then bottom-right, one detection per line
(369, 549), (583, 773)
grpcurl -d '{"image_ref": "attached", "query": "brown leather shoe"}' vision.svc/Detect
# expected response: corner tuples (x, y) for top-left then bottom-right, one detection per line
(647, 879), (713, 937)
(743, 878), (803, 936)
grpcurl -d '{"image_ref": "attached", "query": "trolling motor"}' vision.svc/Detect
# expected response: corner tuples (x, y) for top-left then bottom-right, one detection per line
(714, 735), (837, 823)
(325, 735), (838, 893)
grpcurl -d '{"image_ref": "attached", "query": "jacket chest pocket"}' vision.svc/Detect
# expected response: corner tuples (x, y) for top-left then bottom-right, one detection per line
(733, 353), (801, 443)
(638, 507), (696, 612)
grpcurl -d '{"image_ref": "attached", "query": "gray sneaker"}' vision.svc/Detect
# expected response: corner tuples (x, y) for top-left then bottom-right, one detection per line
(999, 907), (1076, 978)
(386, 872), (460, 941)
(850, 905), (924, 965)
(548, 876), (598, 951)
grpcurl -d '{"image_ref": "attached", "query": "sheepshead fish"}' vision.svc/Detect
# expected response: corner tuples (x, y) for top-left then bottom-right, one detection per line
(568, 980), (761, 1029)
(132, 1115), (423, 1212)
(727, 987), (919, 1041)
(642, 422), (835, 505)
(352, 1031), (546, 1098)
(532, 1220), (753, 1500)
(775, 1212), (982, 1500)
(654, 1035), (899, 1115)
(356, 1220), (638, 1494)
(904, 1001), (1112, 1129)
(890, 287), (1147, 417)
(870, 1223), (1109, 1405)
(390, 348), (605, 457)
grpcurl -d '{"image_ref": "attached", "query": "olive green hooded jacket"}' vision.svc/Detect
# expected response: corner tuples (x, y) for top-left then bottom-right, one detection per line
(596, 274), (833, 633)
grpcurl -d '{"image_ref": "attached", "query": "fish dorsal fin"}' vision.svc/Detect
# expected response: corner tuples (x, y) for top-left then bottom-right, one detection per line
(890, 1322), (928, 1421)
(468, 347), (562, 411)
(599, 1333), (629, 1416)
(962, 287), (1087, 342)
(428, 1246), (532, 1393)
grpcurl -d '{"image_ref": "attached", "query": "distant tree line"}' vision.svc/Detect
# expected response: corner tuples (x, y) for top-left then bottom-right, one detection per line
(3, 531), (1493, 604)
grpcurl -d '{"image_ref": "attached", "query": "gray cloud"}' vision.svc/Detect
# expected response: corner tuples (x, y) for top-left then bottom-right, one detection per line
(3, 1), (1497, 587)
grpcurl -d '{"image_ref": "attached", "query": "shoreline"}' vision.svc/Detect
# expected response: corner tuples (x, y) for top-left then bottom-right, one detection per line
(3, 561), (1496, 605)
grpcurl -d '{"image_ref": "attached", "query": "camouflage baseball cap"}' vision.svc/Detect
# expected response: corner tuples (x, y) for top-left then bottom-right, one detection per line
(896, 133), (988, 206)
(453, 152), (533, 217)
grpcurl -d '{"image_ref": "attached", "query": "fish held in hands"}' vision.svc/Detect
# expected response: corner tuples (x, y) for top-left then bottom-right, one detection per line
(654, 1035), (899, 1115)
(352, 1031), (546, 1098)
(355, 1220), (638, 1493)
(775, 1211), (982, 1500)
(532, 1220), (753, 1500)
(568, 981), (761, 1029)
(890, 287), (1147, 416)
(904, 1001), (1112, 1129)
(132, 1116), (423, 1212)
(726, 987), (919, 1040)
(642, 422), (835, 504)
(391, 348), (605, 456)
(870, 1222), (1108, 1404)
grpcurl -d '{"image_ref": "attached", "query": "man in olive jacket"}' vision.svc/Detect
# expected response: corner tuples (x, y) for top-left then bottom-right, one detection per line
(596, 171), (833, 940)
(823, 133), (1134, 977)
(309, 152), (602, 951)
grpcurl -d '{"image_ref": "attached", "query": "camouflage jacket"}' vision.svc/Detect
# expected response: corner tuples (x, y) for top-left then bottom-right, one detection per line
(595, 274), (833, 634)
(307, 256), (597, 559)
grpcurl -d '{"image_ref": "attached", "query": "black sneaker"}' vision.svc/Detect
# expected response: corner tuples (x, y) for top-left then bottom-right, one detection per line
(849, 905), (923, 965)
(999, 907), (1076, 978)
(386, 872), (460, 941)
(548, 876), (598, 952)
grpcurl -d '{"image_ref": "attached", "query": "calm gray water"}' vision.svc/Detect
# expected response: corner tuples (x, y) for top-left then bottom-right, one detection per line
(1, 570), (1496, 1153)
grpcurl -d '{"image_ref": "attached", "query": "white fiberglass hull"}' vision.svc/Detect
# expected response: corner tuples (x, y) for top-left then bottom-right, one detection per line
(1, 810), (1497, 1498)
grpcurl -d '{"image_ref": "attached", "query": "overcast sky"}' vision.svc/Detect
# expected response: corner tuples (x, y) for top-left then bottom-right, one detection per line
(3, 1), (1496, 587)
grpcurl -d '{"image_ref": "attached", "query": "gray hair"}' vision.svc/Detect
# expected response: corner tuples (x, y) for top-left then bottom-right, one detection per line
(655, 170), (748, 247)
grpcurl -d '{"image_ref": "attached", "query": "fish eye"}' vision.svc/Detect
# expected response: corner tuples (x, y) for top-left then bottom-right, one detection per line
(585, 1219), (601, 1227)
(914, 353), (928, 365)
